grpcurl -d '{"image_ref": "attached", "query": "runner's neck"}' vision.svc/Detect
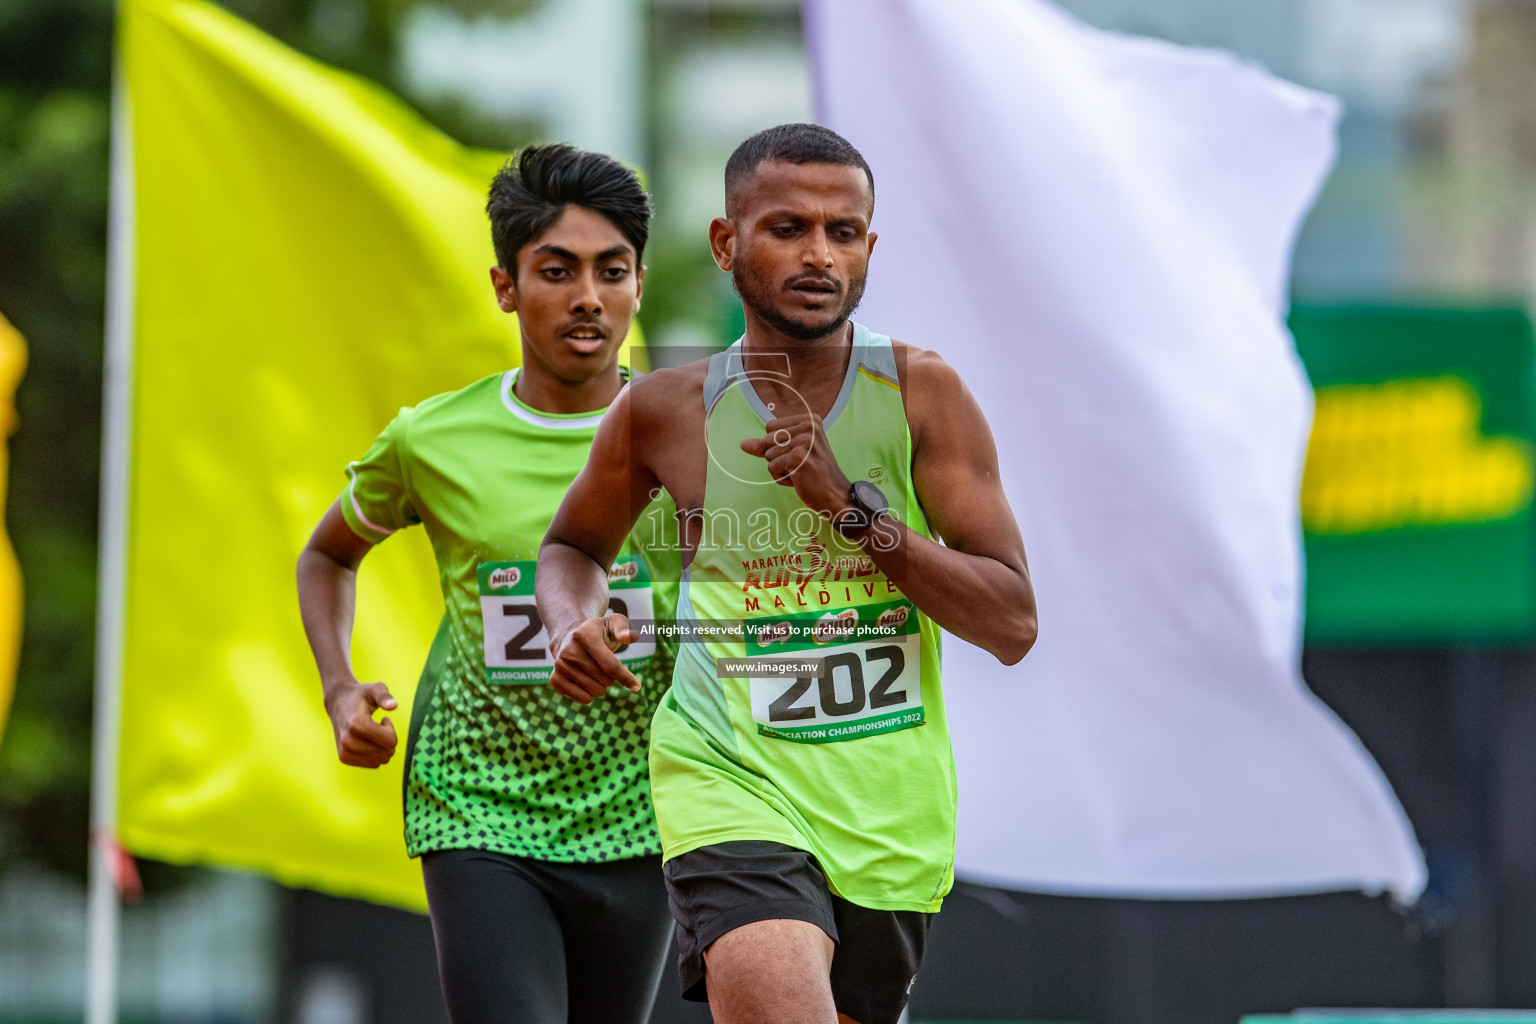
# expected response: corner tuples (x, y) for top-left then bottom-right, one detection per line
(740, 320), (853, 418)
(512, 361), (626, 415)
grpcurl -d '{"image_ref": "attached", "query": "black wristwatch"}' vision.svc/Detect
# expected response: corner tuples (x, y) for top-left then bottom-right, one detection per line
(834, 480), (890, 539)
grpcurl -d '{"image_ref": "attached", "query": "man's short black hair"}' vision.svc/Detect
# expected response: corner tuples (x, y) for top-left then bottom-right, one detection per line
(723, 123), (874, 216)
(486, 143), (651, 277)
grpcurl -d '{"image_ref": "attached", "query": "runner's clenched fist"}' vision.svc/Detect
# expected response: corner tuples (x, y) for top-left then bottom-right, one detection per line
(740, 412), (853, 521)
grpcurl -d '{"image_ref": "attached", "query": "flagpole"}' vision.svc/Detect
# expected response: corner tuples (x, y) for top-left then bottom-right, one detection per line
(87, 30), (136, 1024)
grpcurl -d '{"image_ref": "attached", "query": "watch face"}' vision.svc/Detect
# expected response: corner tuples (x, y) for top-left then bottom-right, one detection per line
(852, 480), (889, 514)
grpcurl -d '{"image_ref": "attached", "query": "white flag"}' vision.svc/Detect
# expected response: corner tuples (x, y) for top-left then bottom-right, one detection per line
(806, 0), (1426, 900)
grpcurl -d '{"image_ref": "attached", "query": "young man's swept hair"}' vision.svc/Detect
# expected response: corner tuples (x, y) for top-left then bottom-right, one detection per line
(723, 123), (874, 215)
(486, 143), (652, 276)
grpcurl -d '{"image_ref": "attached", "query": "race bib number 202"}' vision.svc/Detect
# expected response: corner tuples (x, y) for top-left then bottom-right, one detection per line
(478, 558), (656, 685)
(720, 599), (925, 744)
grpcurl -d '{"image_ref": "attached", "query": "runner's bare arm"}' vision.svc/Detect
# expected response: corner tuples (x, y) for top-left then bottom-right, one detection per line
(538, 386), (662, 704)
(886, 347), (1036, 663)
(296, 500), (401, 767)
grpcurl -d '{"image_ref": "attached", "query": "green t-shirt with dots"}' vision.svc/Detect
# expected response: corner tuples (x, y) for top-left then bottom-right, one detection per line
(340, 367), (679, 862)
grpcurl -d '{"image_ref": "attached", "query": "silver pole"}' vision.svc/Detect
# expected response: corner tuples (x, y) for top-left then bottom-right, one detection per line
(87, 44), (136, 1024)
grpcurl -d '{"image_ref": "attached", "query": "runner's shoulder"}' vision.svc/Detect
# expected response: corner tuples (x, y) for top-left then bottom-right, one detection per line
(888, 338), (965, 399)
(413, 370), (507, 415)
(625, 358), (710, 426)
(392, 370), (506, 429)
(886, 339), (982, 449)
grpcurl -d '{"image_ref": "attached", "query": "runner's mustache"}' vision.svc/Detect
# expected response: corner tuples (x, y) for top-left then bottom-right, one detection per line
(558, 316), (609, 335)
(784, 274), (842, 293)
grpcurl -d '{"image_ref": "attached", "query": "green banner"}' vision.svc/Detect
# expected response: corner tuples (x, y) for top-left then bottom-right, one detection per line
(1293, 306), (1536, 643)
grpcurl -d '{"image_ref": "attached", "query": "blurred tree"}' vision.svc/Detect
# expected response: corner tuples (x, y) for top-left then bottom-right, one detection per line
(0, 0), (114, 881)
(0, 0), (508, 885)
(0, 0), (728, 883)
(221, 0), (538, 136)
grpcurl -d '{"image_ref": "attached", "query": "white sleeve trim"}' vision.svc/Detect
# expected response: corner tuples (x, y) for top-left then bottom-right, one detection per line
(345, 463), (396, 537)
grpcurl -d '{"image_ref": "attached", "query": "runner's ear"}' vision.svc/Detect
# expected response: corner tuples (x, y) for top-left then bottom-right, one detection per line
(708, 217), (736, 272)
(489, 265), (518, 313)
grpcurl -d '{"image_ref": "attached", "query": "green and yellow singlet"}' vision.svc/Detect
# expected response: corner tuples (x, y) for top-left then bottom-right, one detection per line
(648, 324), (956, 913)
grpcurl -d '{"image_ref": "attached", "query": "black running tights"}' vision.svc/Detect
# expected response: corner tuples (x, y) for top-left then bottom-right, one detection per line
(420, 849), (672, 1024)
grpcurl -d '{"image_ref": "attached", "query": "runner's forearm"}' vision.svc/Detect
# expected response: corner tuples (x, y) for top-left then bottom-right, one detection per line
(536, 539), (616, 648)
(858, 521), (1036, 664)
(297, 500), (378, 699)
(297, 546), (361, 695)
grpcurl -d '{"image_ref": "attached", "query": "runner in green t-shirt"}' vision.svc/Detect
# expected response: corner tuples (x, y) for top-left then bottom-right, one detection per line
(296, 144), (677, 1024)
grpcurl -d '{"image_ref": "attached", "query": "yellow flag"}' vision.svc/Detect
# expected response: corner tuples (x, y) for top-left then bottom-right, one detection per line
(117, 0), (632, 909)
(0, 313), (25, 743)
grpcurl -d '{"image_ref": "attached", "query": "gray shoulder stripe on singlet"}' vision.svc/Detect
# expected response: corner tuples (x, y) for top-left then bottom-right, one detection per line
(703, 342), (743, 416)
(821, 321), (871, 429)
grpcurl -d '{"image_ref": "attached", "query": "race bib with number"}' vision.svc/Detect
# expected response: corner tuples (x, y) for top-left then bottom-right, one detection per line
(478, 557), (657, 685)
(719, 599), (924, 743)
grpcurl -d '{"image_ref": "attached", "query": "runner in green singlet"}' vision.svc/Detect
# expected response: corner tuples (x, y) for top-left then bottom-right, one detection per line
(536, 124), (1038, 1024)
(296, 144), (678, 1024)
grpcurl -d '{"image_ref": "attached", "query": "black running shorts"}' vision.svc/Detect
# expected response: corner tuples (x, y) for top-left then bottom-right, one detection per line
(662, 840), (931, 1024)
